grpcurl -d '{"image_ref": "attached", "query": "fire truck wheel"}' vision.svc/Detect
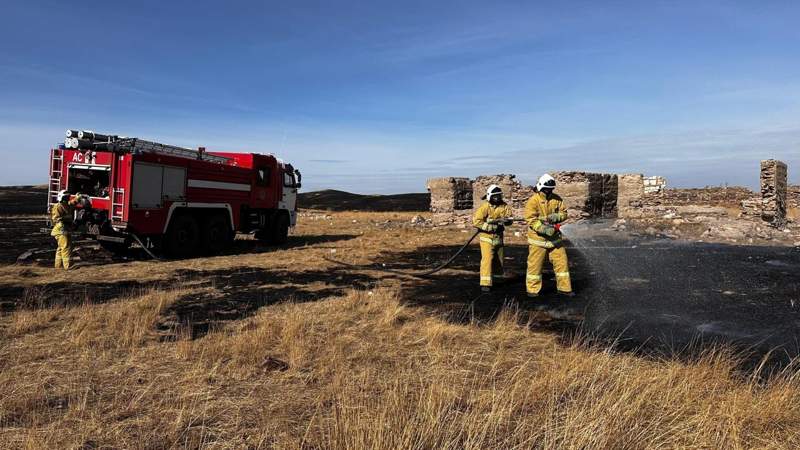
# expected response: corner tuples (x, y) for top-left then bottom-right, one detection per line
(270, 211), (290, 245)
(202, 215), (233, 254)
(254, 211), (289, 245)
(164, 214), (201, 258)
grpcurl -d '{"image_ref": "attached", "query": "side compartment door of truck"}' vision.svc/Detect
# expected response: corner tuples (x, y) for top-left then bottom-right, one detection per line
(131, 162), (187, 208)
(130, 162), (186, 234)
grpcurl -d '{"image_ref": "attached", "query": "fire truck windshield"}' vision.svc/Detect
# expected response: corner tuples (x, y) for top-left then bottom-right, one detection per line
(68, 165), (111, 198)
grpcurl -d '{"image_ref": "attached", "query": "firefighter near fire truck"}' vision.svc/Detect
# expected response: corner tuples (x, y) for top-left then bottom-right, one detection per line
(47, 130), (301, 258)
(50, 190), (88, 270)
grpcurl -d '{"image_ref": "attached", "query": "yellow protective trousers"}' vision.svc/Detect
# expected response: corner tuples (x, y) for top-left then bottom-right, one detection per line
(479, 235), (504, 287)
(526, 244), (571, 294)
(54, 234), (73, 270)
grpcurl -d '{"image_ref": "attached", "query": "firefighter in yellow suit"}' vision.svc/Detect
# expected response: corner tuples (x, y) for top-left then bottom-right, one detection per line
(524, 174), (574, 298)
(51, 190), (82, 270)
(473, 185), (513, 292)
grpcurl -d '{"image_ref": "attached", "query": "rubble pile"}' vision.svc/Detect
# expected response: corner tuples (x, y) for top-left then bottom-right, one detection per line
(612, 207), (795, 245)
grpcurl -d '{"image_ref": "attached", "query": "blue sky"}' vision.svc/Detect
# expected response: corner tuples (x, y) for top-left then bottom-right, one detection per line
(1, 0), (799, 193)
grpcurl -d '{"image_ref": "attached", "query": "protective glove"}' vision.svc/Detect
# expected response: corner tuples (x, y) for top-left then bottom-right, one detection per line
(501, 218), (514, 226)
(540, 224), (556, 237)
(547, 213), (562, 223)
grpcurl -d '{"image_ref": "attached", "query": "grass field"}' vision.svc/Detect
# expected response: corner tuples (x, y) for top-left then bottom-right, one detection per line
(1, 210), (798, 448)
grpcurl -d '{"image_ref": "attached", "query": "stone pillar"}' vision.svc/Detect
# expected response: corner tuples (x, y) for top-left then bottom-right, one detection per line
(760, 159), (787, 227)
(426, 177), (473, 213)
(601, 173), (619, 218)
(617, 174), (644, 218)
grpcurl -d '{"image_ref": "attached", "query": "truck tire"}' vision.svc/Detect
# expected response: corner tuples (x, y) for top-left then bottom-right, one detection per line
(270, 211), (290, 245)
(164, 214), (200, 258)
(202, 214), (233, 254)
(254, 211), (289, 245)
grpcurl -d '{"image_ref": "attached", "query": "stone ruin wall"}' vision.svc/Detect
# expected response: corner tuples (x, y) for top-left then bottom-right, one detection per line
(643, 176), (667, 194)
(552, 172), (619, 219)
(426, 177), (473, 214)
(429, 171), (647, 220)
(644, 187), (755, 208)
(789, 185), (800, 210)
(428, 159), (792, 225)
(471, 174), (535, 217)
(618, 174), (645, 218)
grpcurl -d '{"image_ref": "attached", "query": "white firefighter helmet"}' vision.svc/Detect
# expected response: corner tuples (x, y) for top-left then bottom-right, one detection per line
(485, 184), (503, 201)
(536, 173), (556, 192)
(57, 190), (71, 202)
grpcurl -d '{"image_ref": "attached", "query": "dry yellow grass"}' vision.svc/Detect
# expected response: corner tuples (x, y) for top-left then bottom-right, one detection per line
(0, 210), (798, 448)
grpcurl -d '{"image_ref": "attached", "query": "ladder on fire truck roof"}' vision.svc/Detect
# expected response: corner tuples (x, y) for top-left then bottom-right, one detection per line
(47, 148), (63, 214)
(106, 138), (230, 164)
(65, 130), (230, 164)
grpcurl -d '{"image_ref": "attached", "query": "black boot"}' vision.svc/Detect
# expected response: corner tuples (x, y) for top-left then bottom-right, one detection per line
(557, 290), (576, 298)
(527, 292), (539, 298)
(481, 286), (492, 293)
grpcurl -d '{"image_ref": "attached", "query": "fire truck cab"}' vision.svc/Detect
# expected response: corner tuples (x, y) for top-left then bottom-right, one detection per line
(48, 131), (301, 257)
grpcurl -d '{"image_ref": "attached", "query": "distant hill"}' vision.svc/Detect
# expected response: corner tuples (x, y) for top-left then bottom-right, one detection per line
(298, 189), (430, 212)
(0, 186), (430, 214)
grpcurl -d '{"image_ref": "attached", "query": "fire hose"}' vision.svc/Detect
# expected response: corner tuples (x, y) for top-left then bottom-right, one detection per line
(323, 217), (556, 278)
(323, 228), (481, 278)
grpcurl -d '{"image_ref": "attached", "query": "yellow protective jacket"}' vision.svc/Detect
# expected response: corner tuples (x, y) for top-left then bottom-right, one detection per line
(473, 201), (513, 246)
(524, 191), (567, 248)
(50, 199), (79, 236)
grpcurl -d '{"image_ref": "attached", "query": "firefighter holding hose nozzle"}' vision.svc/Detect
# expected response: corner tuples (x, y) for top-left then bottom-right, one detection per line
(473, 185), (513, 292)
(50, 190), (85, 270)
(525, 174), (574, 298)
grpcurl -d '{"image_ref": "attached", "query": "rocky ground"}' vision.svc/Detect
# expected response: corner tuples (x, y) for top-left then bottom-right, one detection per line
(610, 207), (800, 247)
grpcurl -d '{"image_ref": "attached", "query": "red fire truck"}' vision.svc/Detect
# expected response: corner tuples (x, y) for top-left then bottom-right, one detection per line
(47, 130), (301, 257)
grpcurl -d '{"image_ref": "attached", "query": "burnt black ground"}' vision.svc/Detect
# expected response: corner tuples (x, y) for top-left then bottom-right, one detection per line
(565, 223), (800, 363)
(386, 221), (800, 368)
